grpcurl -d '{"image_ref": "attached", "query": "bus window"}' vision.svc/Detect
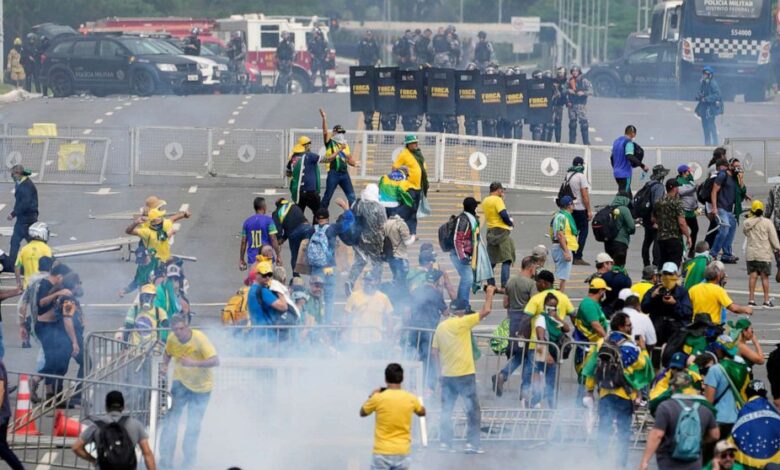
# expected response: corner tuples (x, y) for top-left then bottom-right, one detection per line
(628, 48), (659, 65)
(261, 24), (280, 48)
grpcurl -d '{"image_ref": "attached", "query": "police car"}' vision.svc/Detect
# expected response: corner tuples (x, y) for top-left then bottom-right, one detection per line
(41, 35), (203, 97)
(585, 42), (678, 98)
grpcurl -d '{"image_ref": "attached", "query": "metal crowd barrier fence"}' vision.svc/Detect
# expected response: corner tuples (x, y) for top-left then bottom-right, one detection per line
(6, 370), (164, 469)
(726, 137), (780, 186)
(0, 135), (109, 185)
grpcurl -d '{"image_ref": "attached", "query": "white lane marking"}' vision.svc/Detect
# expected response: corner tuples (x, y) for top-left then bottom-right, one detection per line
(223, 130), (230, 135)
(196, 175), (204, 179)
(114, 106), (123, 110)
(237, 106), (244, 110)
(676, 102), (683, 106)
(82, 129), (93, 135)
(241, 101), (249, 105)
(227, 119), (235, 125)
(588, 127), (596, 132)
(232, 111), (240, 116)
(0, 204), (6, 213)
(85, 187), (119, 195)
(217, 140), (226, 146)
(683, 106), (692, 112)
(105, 111), (113, 116)
(212, 150), (221, 156)
(594, 136), (603, 142)
(124, 102), (132, 106)
(188, 185), (198, 193)
(94, 118), (103, 124)
(179, 203), (190, 212)
(132, 97), (140, 101)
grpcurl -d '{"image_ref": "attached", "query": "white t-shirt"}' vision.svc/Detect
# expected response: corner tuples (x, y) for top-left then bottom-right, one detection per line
(623, 307), (657, 347)
(568, 172), (590, 211)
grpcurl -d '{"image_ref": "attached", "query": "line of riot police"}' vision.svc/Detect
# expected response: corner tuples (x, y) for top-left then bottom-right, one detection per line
(349, 64), (592, 144)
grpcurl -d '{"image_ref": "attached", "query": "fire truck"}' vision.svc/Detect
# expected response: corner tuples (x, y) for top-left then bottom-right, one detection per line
(214, 14), (337, 93)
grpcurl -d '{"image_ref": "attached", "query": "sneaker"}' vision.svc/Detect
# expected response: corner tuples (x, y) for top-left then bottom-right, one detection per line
(573, 259), (590, 266)
(491, 374), (505, 397)
(463, 444), (485, 454)
(764, 300), (775, 308)
(721, 256), (739, 264)
(748, 300), (757, 306)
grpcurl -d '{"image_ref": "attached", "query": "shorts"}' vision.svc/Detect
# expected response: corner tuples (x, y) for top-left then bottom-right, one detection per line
(746, 260), (771, 275)
(551, 244), (572, 281)
(371, 454), (411, 470)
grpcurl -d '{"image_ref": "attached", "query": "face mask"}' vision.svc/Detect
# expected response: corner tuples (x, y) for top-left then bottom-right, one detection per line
(661, 274), (678, 291)
(151, 223), (163, 231)
(142, 302), (152, 310)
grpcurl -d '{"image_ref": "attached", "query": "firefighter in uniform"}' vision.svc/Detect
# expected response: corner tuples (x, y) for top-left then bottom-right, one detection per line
(549, 66), (568, 143)
(529, 69), (545, 141)
(566, 65), (593, 145)
(480, 65), (499, 137)
(473, 31), (493, 72)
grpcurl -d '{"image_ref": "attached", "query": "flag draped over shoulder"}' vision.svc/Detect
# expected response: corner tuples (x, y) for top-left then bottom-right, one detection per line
(378, 168), (414, 208)
(719, 358), (750, 406)
(581, 332), (655, 392)
(731, 397), (780, 467)
(289, 153), (320, 204)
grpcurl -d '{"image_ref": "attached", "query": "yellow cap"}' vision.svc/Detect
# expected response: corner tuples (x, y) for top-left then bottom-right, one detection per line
(140, 284), (157, 295)
(292, 144), (306, 154)
(589, 278), (612, 291)
(147, 208), (166, 221)
(297, 136), (312, 146)
(256, 261), (274, 275)
(751, 199), (764, 213)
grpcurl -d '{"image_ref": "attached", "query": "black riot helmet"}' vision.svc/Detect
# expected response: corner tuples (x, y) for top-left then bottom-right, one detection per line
(532, 69), (543, 79)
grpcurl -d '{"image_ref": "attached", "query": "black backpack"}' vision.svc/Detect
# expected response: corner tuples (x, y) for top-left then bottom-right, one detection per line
(438, 215), (458, 252)
(556, 173), (576, 207)
(632, 181), (660, 220)
(592, 205), (619, 242)
(95, 416), (137, 470)
(696, 176), (716, 205)
(594, 339), (629, 392)
(338, 200), (362, 247)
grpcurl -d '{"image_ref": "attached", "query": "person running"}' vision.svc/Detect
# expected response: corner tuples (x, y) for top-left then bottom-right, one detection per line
(566, 156), (593, 266)
(320, 108), (358, 209)
(126, 207), (191, 263)
(159, 315), (219, 470)
(610, 125), (648, 196)
(392, 135), (429, 236)
(287, 136), (322, 221)
(742, 199), (780, 307)
(433, 286), (496, 454)
(272, 198), (312, 278)
(360, 363), (426, 470)
(483, 182), (515, 288)
(239, 197), (281, 271)
(8, 165), (38, 265)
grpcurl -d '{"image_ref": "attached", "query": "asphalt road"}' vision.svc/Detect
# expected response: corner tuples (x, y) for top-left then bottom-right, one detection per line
(0, 91), (777, 469)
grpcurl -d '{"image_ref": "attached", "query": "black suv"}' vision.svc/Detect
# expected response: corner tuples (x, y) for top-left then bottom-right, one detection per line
(41, 35), (202, 97)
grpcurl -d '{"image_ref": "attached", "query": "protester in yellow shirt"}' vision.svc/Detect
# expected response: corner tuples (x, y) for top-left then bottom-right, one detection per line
(432, 286), (496, 454)
(126, 207), (191, 262)
(14, 222), (52, 289)
(391, 135), (429, 236)
(160, 315), (219, 469)
(482, 182), (515, 289)
(631, 265), (658, 304)
(344, 272), (394, 345)
(360, 363), (425, 468)
(688, 261), (752, 324)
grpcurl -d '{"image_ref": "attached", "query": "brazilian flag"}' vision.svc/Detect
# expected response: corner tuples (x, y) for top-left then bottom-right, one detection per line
(731, 396), (780, 467)
(378, 169), (414, 208)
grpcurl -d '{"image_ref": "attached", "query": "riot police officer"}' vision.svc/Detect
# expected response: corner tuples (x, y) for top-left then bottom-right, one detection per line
(541, 70), (556, 141)
(549, 66), (568, 143)
(22, 33), (40, 93)
(307, 28), (329, 92)
(227, 31), (247, 93)
(480, 65), (500, 137)
(473, 31), (494, 71)
(357, 30), (380, 66)
(463, 63), (480, 136)
(529, 69), (545, 141)
(497, 67), (514, 139)
(414, 29), (434, 66)
(566, 65), (593, 145)
(447, 27), (461, 68)
(183, 28), (201, 56)
(393, 30), (415, 70)
(432, 27), (451, 67)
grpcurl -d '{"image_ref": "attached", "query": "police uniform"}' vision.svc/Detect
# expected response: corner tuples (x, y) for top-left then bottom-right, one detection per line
(473, 35), (493, 71)
(549, 69), (568, 142)
(567, 68), (593, 145)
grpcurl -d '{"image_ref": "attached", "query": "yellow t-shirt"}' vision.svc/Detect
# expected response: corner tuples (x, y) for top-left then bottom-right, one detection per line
(15, 240), (52, 288)
(688, 283), (732, 324)
(551, 211), (579, 252)
(432, 313), (480, 377)
(344, 290), (393, 343)
(524, 289), (575, 321)
(165, 329), (217, 393)
(135, 219), (174, 262)
(631, 281), (654, 304)
(392, 148), (426, 190)
(361, 389), (423, 455)
(482, 195), (511, 230)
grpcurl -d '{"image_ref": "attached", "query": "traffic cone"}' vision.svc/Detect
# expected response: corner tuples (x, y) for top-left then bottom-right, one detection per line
(13, 374), (40, 435)
(53, 410), (85, 438)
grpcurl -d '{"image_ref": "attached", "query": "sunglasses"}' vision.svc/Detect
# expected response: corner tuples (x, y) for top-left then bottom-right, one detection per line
(260, 272), (274, 278)
(719, 451), (736, 459)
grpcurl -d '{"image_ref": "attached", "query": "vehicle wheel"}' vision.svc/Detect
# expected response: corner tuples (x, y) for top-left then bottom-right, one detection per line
(289, 70), (311, 94)
(591, 74), (618, 97)
(49, 71), (74, 98)
(130, 70), (156, 97)
(744, 85), (767, 102)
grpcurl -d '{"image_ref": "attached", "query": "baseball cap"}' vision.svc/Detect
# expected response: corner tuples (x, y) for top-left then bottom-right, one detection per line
(292, 144), (306, 154)
(661, 262), (678, 274)
(316, 208), (330, 220)
(751, 199), (764, 213)
(669, 352), (688, 369)
(536, 270), (555, 284)
(714, 440), (737, 455)
(166, 264), (182, 278)
(558, 195), (574, 208)
(256, 261), (274, 275)
(677, 164), (690, 174)
(572, 156), (584, 166)
(332, 124), (346, 134)
(589, 278), (611, 291)
(642, 265), (658, 280)
(702, 66), (714, 75)
(618, 288), (637, 302)
(532, 245), (548, 258)
(449, 298), (473, 313)
(463, 197), (480, 212)
(714, 334), (738, 357)
(297, 136), (312, 146)
(595, 253), (614, 264)
(489, 181), (504, 192)
(106, 390), (125, 411)
(669, 371), (693, 389)
(309, 275), (324, 286)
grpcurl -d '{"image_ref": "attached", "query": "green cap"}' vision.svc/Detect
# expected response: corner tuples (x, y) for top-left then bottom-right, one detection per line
(404, 134), (418, 145)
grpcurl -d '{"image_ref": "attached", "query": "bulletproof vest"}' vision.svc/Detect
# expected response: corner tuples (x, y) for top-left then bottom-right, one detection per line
(433, 35), (450, 53)
(474, 42), (491, 62)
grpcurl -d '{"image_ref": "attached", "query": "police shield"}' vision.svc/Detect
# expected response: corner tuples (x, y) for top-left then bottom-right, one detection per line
(396, 69), (425, 116)
(425, 68), (456, 115)
(504, 74), (527, 121)
(456, 69), (480, 117)
(349, 66), (375, 113)
(526, 77), (553, 125)
(375, 67), (399, 114)
(478, 73), (506, 119)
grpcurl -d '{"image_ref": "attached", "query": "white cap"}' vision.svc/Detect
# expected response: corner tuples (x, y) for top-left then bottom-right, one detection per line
(661, 262), (679, 274)
(618, 288), (637, 301)
(595, 252), (614, 264)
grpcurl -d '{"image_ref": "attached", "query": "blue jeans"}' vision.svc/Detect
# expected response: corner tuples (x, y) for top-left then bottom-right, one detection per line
(371, 454), (411, 470)
(702, 115), (718, 146)
(0, 322), (5, 359)
(288, 224), (310, 276)
(9, 219), (33, 266)
(440, 374), (481, 447)
(321, 171), (355, 209)
(597, 394), (633, 469)
(311, 267), (336, 324)
(531, 360), (557, 408)
(388, 257), (409, 290)
(159, 381), (211, 469)
(500, 347), (535, 397)
(449, 251), (473, 309)
(487, 261), (511, 288)
(572, 209), (589, 261)
(711, 209), (736, 259)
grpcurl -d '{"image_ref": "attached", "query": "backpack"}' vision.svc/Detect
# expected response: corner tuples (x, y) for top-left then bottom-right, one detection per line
(94, 416), (137, 470)
(438, 215), (458, 252)
(594, 338), (629, 392)
(338, 200), (362, 247)
(490, 318), (510, 355)
(307, 224), (332, 268)
(671, 398), (702, 462)
(221, 286), (250, 326)
(696, 176), (716, 205)
(632, 181), (660, 220)
(592, 205), (619, 242)
(382, 235), (394, 261)
(556, 173), (576, 207)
